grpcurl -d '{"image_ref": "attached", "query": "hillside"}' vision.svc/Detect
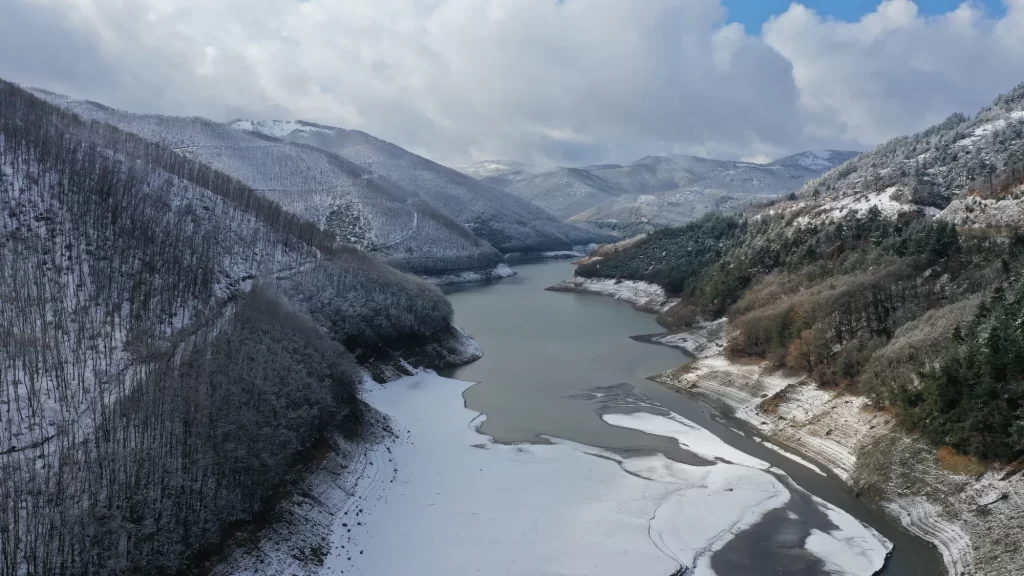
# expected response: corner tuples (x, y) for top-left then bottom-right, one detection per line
(462, 150), (856, 231)
(30, 91), (509, 275)
(230, 119), (613, 253)
(794, 84), (1024, 226)
(0, 80), (477, 576)
(571, 82), (1024, 576)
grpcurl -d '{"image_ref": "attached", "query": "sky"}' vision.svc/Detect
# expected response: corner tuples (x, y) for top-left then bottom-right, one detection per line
(723, 0), (1006, 31)
(2, 0), (1024, 168)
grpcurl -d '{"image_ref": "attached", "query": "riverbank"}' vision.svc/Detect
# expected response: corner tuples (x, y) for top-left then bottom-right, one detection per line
(546, 276), (679, 313)
(215, 370), (893, 576)
(212, 262), (951, 575)
(420, 263), (516, 285)
(647, 319), (1024, 576)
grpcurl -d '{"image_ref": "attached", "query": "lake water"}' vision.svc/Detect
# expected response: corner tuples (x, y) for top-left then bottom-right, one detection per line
(440, 260), (942, 576)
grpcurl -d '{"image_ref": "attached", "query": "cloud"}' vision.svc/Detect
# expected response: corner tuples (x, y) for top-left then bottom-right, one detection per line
(1, 0), (1023, 167)
(763, 0), (1024, 147)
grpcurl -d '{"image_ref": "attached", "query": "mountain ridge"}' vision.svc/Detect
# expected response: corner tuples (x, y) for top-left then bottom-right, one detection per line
(228, 118), (614, 253)
(30, 90), (610, 276)
(459, 149), (858, 230)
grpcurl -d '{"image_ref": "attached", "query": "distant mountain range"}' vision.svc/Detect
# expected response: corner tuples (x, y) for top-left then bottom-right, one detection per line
(32, 92), (610, 275)
(232, 119), (608, 253)
(459, 150), (858, 232)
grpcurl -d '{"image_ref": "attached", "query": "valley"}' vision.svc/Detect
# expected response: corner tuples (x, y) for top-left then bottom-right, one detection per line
(3, 55), (1024, 576)
(215, 262), (940, 576)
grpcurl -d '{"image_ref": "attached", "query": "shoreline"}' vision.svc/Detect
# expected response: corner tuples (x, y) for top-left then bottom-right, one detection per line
(546, 276), (679, 313)
(558, 276), (1024, 576)
(214, 370), (893, 576)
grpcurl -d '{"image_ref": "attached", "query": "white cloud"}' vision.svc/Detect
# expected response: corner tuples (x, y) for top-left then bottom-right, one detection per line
(763, 0), (1024, 146)
(2, 0), (1023, 167)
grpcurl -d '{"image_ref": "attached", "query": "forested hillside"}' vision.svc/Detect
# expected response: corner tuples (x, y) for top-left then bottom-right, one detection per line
(0, 81), (471, 575)
(577, 82), (1024, 462)
(794, 84), (1024, 227)
(234, 120), (612, 253)
(32, 90), (504, 275)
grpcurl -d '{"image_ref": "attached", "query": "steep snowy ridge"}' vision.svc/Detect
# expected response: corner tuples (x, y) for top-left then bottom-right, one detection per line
(463, 150), (856, 230)
(232, 119), (614, 253)
(0, 80), (482, 576)
(31, 89), (506, 275)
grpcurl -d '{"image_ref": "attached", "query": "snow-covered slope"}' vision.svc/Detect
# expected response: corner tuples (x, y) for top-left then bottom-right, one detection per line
(233, 122), (614, 252)
(1, 79), (479, 575)
(32, 89), (502, 275)
(465, 150), (857, 230)
(801, 83), (1024, 218)
(457, 159), (533, 179)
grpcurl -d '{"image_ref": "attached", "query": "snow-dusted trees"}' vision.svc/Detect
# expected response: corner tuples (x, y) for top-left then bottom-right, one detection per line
(0, 80), (460, 575)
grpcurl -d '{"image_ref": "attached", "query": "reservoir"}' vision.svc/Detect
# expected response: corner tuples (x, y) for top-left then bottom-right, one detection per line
(441, 260), (942, 576)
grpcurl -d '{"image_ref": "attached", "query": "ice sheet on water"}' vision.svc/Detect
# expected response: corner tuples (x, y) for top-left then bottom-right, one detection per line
(303, 374), (892, 576)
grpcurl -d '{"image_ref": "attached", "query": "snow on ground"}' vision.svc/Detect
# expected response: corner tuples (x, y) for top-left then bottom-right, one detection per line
(793, 186), (917, 226)
(652, 324), (893, 483)
(602, 412), (888, 573)
(956, 111), (1024, 148)
(938, 195), (1024, 228)
(603, 412), (767, 469)
(656, 353), (887, 482)
(883, 497), (974, 576)
(214, 373), (893, 576)
(651, 322), (986, 576)
(540, 250), (584, 258)
(420, 263), (517, 285)
(230, 119), (330, 138)
(806, 499), (893, 576)
(547, 276), (680, 313)
(754, 437), (827, 476)
(325, 374), (683, 575)
(650, 320), (727, 358)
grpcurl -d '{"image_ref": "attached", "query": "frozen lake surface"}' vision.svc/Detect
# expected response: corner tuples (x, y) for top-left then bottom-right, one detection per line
(324, 373), (890, 576)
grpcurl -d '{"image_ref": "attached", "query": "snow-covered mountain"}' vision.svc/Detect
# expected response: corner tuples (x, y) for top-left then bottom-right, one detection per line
(31, 90), (502, 274)
(461, 150), (857, 231)
(32, 92), (610, 274)
(230, 120), (613, 253)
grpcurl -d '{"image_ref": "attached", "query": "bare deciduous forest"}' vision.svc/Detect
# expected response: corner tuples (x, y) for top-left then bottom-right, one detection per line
(0, 81), (463, 575)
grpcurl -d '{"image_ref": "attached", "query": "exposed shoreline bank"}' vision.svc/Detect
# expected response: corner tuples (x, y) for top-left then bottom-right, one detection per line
(558, 276), (1024, 576)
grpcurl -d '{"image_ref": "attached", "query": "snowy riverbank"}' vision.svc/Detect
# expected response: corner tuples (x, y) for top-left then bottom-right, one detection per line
(546, 276), (680, 313)
(421, 263), (516, 285)
(215, 372), (892, 576)
(652, 321), (1024, 576)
